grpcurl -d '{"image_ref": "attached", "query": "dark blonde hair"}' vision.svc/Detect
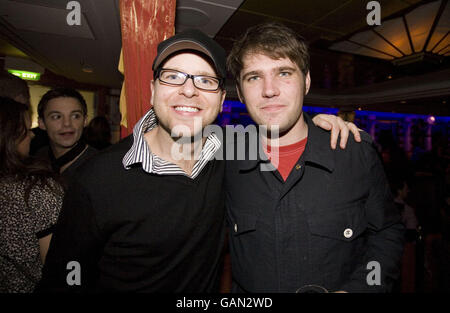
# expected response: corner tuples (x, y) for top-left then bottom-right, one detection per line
(227, 22), (310, 83)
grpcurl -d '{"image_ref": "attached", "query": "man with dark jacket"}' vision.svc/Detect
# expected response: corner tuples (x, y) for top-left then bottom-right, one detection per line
(225, 22), (405, 293)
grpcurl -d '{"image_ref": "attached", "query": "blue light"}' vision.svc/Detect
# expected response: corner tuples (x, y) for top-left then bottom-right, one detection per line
(223, 100), (450, 123)
(354, 110), (450, 123)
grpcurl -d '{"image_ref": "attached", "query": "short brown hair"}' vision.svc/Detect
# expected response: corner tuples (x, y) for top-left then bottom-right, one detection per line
(38, 87), (87, 119)
(227, 22), (310, 83)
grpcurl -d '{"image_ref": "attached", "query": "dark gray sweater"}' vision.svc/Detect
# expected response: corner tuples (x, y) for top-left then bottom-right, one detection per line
(36, 136), (226, 292)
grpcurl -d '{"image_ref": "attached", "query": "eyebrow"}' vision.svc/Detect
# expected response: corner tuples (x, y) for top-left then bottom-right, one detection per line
(46, 110), (84, 115)
(241, 70), (262, 81)
(241, 66), (298, 80)
(165, 68), (217, 77)
(278, 66), (297, 72)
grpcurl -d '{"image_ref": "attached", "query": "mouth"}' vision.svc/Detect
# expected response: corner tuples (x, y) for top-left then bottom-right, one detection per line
(260, 104), (285, 112)
(172, 105), (201, 115)
(58, 131), (75, 138)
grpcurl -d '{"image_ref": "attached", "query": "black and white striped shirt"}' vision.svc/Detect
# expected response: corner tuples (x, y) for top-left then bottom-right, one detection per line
(122, 109), (221, 179)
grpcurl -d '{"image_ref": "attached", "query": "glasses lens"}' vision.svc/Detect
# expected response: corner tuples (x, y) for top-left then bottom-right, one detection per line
(159, 70), (220, 91)
(159, 70), (186, 85)
(194, 76), (220, 91)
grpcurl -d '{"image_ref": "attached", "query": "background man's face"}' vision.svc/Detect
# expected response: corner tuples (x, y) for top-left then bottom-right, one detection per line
(151, 52), (225, 138)
(39, 96), (87, 153)
(238, 53), (310, 134)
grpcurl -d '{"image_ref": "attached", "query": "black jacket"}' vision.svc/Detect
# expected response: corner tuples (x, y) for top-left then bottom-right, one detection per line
(225, 113), (405, 293)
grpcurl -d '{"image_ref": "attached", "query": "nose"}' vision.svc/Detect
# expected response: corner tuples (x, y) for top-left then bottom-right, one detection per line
(62, 116), (72, 127)
(262, 76), (280, 98)
(179, 76), (199, 98)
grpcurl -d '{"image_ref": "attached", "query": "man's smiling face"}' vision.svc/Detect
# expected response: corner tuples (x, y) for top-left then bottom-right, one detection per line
(151, 52), (225, 139)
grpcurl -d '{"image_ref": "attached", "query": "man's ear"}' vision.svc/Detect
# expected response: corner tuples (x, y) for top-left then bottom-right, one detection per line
(150, 80), (155, 105)
(219, 89), (226, 113)
(305, 71), (311, 95)
(38, 118), (46, 131)
(236, 84), (244, 104)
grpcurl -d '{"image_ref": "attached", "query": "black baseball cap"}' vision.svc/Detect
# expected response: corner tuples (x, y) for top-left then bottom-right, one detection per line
(152, 29), (227, 79)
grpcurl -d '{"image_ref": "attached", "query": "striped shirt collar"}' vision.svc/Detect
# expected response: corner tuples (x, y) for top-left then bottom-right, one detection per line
(122, 109), (221, 179)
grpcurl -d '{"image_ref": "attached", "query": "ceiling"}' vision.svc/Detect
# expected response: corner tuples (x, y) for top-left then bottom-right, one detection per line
(0, 0), (449, 115)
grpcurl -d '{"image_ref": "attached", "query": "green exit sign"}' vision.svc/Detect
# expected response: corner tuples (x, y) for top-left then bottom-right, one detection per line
(7, 69), (41, 81)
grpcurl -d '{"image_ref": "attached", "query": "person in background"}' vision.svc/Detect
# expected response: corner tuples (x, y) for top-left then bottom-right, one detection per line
(389, 173), (419, 238)
(0, 70), (49, 154)
(225, 22), (404, 293)
(0, 71), (30, 105)
(36, 87), (97, 180)
(0, 96), (63, 292)
(85, 116), (112, 150)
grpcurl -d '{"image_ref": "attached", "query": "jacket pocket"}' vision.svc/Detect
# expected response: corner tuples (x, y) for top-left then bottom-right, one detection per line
(306, 202), (367, 242)
(228, 210), (258, 236)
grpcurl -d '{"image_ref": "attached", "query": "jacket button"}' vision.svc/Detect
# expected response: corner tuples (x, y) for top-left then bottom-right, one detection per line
(295, 164), (301, 170)
(344, 228), (353, 238)
(234, 224), (238, 233)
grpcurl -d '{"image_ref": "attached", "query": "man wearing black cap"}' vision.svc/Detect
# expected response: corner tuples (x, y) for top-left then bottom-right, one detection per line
(37, 29), (358, 293)
(37, 29), (229, 292)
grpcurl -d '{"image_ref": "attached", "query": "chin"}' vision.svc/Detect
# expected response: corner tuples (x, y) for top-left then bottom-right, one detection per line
(59, 142), (78, 149)
(172, 130), (204, 141)
(170, 121), (205, 137)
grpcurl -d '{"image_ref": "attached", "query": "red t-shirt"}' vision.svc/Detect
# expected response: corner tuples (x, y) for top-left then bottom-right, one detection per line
(265, 137), (308, 181)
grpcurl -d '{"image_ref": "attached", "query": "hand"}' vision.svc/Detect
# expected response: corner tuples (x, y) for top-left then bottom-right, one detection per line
(312, 114), (361, 149)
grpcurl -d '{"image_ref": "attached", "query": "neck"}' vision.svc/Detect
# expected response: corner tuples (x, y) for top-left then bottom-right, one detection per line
(50, 143), (73, 159)
(48, 140), (88, 173)
(262, 112), (308, 147)
(59, 145), (88, 173)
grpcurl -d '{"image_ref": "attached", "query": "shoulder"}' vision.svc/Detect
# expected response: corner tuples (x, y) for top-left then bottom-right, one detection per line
(355, 130), (377, 155)
(0, 177), (25, 202)
(335, 129), (381, 168)
(29, 177), (64, 200)
(84, 145), (99, 157)
(73, 135), (133, 182)
(28, 177), (64, 218)
(335, 129), (374, 151)
(359, 130), (374, 145)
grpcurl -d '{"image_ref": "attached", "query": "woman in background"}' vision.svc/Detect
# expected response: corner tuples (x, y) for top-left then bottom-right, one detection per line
(0, 96), (63, 292)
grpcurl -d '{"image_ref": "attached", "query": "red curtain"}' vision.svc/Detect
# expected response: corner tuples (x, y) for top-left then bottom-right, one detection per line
(119, 0), (176, 137)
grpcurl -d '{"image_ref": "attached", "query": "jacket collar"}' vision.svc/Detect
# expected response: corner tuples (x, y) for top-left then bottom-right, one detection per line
(237, 112), (335, 172)
(302, 112), (335, 172)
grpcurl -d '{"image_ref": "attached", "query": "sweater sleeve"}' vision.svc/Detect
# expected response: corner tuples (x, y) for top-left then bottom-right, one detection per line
(35, 177), (104, 293)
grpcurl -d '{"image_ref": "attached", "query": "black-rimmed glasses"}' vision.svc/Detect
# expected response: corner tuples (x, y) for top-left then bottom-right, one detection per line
(155, 68), (223, 91)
